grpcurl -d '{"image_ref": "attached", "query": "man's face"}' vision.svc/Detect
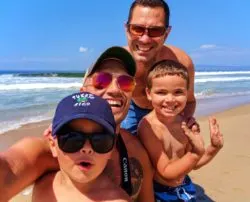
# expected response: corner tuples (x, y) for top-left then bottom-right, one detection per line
(125, 5), (170, 65)
(81, 60), (133, 125)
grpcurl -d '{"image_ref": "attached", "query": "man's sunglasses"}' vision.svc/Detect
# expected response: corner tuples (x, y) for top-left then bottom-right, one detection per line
(57, 130), (116, 154)
(127, 24), (167, 37)
(92, 72), (136, 92)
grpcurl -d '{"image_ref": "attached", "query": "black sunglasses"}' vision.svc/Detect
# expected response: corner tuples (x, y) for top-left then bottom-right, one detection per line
(57, 130), (116, 154)
(127, 24), (167, 37)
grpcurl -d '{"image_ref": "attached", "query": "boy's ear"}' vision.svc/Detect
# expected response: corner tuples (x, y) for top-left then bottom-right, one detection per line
(48, 134), (58, 158)
(145, 87), (152, 101)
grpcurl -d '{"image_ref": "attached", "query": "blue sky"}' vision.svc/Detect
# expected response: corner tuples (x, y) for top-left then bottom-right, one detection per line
(0, 0), (249, 71)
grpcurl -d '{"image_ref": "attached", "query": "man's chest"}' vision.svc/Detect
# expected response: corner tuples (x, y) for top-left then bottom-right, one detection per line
(106, 151), (143, 200)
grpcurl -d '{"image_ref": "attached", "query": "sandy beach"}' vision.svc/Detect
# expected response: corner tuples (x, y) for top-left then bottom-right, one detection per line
(1, 104), (250, 202)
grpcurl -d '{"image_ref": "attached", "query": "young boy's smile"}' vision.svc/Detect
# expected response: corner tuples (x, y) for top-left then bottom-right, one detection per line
(146, 74), (188, 119)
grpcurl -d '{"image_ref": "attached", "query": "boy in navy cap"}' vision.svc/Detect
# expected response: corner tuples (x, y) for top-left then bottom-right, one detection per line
(32, 92), (131, 202)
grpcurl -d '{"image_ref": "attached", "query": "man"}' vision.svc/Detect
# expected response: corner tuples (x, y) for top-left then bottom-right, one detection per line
(121, 0), (196, 135)
(0, 47), (154, 202)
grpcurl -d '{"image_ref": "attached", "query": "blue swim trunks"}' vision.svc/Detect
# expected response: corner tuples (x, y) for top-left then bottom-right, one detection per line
(121, 100), (151, 136)
(154, 176), (196, 202)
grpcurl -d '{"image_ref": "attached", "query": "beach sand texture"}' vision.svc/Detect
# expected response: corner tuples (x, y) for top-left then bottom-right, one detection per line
(1, 104), (249, 202)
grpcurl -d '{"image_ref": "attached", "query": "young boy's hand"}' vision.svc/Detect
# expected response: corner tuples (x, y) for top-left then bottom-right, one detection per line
(181, 122), (205, 157)
(209, 117), (224, 149)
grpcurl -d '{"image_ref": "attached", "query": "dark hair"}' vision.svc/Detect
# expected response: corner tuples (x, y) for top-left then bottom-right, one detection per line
(147, 60), (189, 89)
(127, 0), (170, 27)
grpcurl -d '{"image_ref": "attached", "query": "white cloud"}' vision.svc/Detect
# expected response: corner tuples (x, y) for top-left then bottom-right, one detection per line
(79, 46), (88, 53)
(200, 44), (218, 50)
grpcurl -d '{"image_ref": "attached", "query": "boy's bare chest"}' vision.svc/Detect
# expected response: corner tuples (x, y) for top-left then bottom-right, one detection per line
(162, 125), (189, 158)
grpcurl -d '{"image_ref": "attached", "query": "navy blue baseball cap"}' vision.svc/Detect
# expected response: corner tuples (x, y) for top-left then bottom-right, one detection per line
(52, 92), (116, 137)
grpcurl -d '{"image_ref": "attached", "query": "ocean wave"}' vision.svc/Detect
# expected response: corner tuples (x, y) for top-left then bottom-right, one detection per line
(16, 72), (85, 78)
(0, 74), (14, 78)
(0, 115), (51, 135)
(0, 82), (82, 90)
(196, 71), (250, 76)
(195, 90), (250, 99)
(195, 77), (250, 83)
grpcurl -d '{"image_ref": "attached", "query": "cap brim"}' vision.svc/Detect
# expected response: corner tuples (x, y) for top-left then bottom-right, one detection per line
(86, 46), (136, 77)
(52, 114), (115, 137)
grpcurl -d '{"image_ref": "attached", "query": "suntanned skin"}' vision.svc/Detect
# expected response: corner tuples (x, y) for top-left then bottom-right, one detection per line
(0, 59), (154, 202)
(33, 172), (131, 202)
(138, 73), (223, 188)
(0, 137), (58, 201)
(125, 5), (196, 118)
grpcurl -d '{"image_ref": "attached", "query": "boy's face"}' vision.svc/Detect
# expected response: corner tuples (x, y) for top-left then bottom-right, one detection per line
(146, 74), (188, 118)
(50, 119), (113, 184)
(81, 59), (133, 125)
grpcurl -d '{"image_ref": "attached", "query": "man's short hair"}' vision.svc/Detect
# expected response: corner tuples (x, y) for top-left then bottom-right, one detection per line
(147, 60), (189, 89)
(127, 0), (170, 27)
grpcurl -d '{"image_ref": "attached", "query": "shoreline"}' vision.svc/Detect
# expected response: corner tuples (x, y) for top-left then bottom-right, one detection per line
(2, 94), (250, 138)
(1, 103), (250, 202)
(2, 93), (250, 137)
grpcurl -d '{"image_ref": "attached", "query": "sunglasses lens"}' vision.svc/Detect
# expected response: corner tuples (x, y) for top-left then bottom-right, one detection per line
(148, 27), (166, 37)
(58, 132), (85, 153)
(117, 75), (135, 92)
(93, 72), (112, 89)
(129, 24), (145, 36)
(57, 131), (115, 154)
(128, 24), (166, 37)
(91, 133), (115, 154)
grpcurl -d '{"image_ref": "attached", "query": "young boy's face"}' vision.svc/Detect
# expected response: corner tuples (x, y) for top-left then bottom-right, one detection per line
(50, 119), (114, 184)
(146, 74), (188, 118)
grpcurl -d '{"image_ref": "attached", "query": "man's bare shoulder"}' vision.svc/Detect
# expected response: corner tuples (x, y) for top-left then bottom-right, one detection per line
(159, 45), (194, 69)
(119, 129), (153, 198)
(120, 129), (147, 156)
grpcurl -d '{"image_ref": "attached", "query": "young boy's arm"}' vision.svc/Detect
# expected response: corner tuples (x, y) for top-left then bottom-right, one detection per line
(138, 118), (205, 181)
(0, 136), (58, 201)
(194, 117), (224, 169)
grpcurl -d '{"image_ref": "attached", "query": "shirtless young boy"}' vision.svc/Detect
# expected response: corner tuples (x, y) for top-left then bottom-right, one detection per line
(33, 92), (131, 202)
(138, 60), (224, 202)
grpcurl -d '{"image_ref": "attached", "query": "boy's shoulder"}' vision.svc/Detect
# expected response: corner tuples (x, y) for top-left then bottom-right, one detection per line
(138, 112), (165, 137)
(32, 172), (131, 202)
(32, 172), (56, 202)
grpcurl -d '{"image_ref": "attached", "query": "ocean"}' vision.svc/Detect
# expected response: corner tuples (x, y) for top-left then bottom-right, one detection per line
(1, 66), (250, 134)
